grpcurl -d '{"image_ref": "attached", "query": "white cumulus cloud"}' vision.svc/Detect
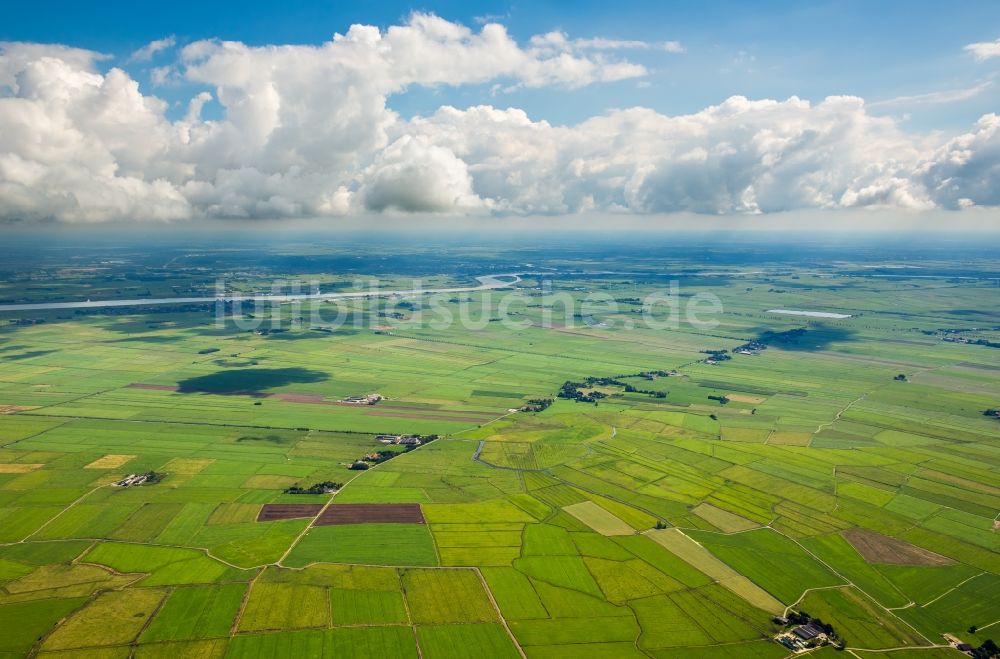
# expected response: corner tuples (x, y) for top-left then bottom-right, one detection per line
(0, 15), (999, 223)
(965, 37), (1000, 60)
(918, 113), (1000, 208)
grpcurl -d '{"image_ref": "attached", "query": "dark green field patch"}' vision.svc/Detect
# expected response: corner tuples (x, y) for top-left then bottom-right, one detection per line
(225, 626), (418, 659)
(0, 597), (88, 655)
(140, 583), (246, 642)
(417, 623), (521, 659)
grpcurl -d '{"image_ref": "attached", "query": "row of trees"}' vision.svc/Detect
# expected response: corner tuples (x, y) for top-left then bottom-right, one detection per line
(557, 372), (670, 404)
(521, 398), (553, 412)
(558, 381), (607, 403)
(284, 481), (342, 494)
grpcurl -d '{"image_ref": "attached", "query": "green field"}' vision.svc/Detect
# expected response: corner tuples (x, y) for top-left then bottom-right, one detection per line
(283, 523), (438, 567)
(140, 583), (246, 641)
(1, 242), (999, 657)
(402, 568), (498, 624)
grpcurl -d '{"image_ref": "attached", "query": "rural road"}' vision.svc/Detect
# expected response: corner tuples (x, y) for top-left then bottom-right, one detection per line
(0, 273), (523, 312)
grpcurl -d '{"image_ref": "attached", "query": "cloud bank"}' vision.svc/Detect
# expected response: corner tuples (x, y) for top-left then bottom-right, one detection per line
(0, 16), (999, 223)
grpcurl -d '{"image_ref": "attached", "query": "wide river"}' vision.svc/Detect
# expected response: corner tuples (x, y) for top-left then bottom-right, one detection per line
(0, 274), (521, 312)
(766, 309), (852, 319)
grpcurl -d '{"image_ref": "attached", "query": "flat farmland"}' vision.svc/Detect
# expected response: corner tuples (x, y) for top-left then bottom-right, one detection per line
(1, 248), (999, 657)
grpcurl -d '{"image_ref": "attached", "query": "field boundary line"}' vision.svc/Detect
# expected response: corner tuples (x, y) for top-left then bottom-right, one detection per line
(0, 416), (74, 448)
(398, 569), (424, 659)
(4, 536), (260, 571)
(977, 618), (1000, 631)
(274, 490), (339, 567)
(130, 588), (171, 652)
(27, 589), (107, 659)
(473, 566), (527, 659)
(20, 484), (106, 543)
(918, 570), (984, 608)
(230, 569), (262, 635)
(815, 393), (866, 434)
(782, 584), (852, 617)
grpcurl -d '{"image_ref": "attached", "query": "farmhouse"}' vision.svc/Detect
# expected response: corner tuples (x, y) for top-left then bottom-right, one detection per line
(775, 634), (807, 652)
(112, 472), (163, 487)
(113, 473), (148, 487)
(340, 393), (383, 405)
(793, 621), (826, 641)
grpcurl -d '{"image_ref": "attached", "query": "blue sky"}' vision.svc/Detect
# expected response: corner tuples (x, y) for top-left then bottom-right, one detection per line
(5, 0), (999, 130)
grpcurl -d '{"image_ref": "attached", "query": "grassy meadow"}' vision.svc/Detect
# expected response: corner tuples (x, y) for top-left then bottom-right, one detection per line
(0, 241), (998, 657)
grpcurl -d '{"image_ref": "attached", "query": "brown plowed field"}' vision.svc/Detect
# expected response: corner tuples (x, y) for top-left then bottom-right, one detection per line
(313, 503), (425, 525)
(257, 503), (325, 522)
(842, 528), (954, 565)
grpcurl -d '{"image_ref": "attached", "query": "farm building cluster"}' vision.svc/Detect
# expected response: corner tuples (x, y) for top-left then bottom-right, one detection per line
(111, 471), (163, 488)
(774, 621), (828, 652)
(338, 393), (383, 405)
(376, 434), (422, 446)
(350, 434), (439, 470)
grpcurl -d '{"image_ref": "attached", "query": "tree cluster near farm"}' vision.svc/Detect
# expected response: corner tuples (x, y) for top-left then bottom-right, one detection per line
(0, 237), (998, 658)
